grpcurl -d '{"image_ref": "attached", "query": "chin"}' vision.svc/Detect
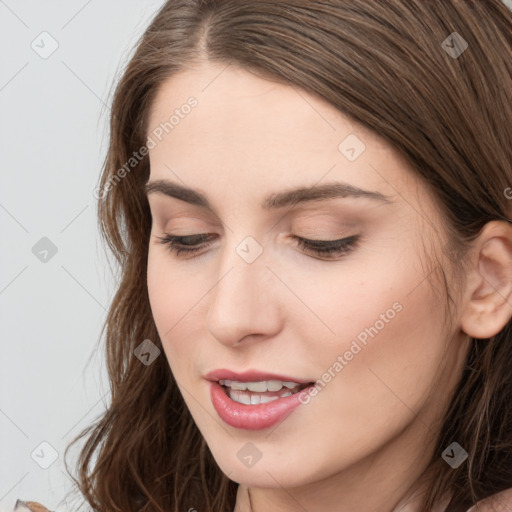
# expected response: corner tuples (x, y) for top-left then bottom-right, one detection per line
(209, 443), (322, 489)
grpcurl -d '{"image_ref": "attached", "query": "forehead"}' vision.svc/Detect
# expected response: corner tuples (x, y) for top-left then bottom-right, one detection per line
(146, 60), (426, 212)
(149, 61), (388, 152)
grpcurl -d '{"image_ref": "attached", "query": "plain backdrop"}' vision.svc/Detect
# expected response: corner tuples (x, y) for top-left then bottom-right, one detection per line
(2, 1), (512, 511)
(0, 2), (166, 511)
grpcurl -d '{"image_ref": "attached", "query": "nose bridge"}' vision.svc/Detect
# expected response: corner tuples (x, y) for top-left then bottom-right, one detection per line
(205, 233), (281, 346)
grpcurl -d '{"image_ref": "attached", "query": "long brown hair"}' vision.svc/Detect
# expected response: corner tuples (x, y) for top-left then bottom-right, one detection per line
(63, 1), (512, 511)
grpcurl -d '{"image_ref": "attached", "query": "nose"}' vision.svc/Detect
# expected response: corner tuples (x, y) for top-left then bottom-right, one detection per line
(205, 240), (283, 348)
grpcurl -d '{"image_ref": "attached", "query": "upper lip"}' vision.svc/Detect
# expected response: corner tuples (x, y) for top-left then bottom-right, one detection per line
(205, 369), (313, 384)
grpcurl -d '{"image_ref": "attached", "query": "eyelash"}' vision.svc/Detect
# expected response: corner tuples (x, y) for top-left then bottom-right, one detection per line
(155, 233), (360, 260)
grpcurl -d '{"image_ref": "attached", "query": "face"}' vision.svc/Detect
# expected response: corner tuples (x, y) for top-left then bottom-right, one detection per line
(145, 60), (470, 501)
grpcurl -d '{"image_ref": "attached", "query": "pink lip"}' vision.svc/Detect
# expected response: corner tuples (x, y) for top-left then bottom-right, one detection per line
(205, 369), (314, 430)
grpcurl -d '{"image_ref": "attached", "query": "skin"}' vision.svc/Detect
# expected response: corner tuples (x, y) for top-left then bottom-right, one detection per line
(145, 60), (512, 511)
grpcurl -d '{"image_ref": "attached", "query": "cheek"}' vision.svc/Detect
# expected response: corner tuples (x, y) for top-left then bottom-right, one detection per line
(147, 248), (203, 327)
(147, 251), (176, 332)
(320, 272), (445, 428)
(272, 264), (447, 475)
(146, 251), (202, 371)
(289, 243), (445, 407)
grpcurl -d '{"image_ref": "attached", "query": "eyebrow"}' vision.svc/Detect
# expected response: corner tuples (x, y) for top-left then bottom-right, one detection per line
(144, 179), (393, 210)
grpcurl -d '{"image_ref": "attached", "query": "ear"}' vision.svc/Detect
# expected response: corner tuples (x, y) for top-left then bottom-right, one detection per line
(459, 220), (512, 340)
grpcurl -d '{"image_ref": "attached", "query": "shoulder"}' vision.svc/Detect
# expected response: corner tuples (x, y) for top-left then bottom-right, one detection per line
(14, 500), (52, 512)
(465, 488), (512, 512)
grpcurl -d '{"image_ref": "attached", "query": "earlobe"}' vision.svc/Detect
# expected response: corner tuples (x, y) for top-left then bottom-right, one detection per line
(459, 221), (512, 340)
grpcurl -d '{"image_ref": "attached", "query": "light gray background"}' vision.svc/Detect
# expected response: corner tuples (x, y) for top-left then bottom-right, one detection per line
(2, 1), (512, 511)
(0, 2), (166, 511)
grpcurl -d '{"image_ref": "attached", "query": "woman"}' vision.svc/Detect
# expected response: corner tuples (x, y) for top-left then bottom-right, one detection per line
(49, 1), (512, 511)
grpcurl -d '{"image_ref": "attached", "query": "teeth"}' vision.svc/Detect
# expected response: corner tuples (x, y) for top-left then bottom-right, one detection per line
(237, 393), (251, 405)
(229, 389), (280, 405)
(246, 381), (267, 392)
(254, 394), (280, 404)
(230, 381), (248, 390)
(267, 380), (285, 391)
(218, 379), (301, 392)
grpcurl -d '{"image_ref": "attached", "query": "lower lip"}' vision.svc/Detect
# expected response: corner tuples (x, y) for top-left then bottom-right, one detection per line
(209, 381), (313, 430)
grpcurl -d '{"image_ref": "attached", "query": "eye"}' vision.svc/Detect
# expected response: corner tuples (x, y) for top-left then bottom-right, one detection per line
(154, 233), (215, 257)
(154, 232), (360, 260)
(293, 234), (359, 258)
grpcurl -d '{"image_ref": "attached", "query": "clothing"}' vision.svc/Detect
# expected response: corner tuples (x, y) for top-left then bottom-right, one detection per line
(464, 487), (512, 512)
(13, 500), (51, 512)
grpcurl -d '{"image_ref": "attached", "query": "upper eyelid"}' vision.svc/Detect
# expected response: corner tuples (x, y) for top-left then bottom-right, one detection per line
(149, 209), (357, 232)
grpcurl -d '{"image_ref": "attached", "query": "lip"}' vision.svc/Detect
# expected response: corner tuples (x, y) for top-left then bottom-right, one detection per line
(204, 368), (312, 384)
(206, 369), (314, 430)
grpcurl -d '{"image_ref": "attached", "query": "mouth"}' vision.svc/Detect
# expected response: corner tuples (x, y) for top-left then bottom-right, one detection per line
(206, 370), (316, 430)
(218, 379), (311, 405)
